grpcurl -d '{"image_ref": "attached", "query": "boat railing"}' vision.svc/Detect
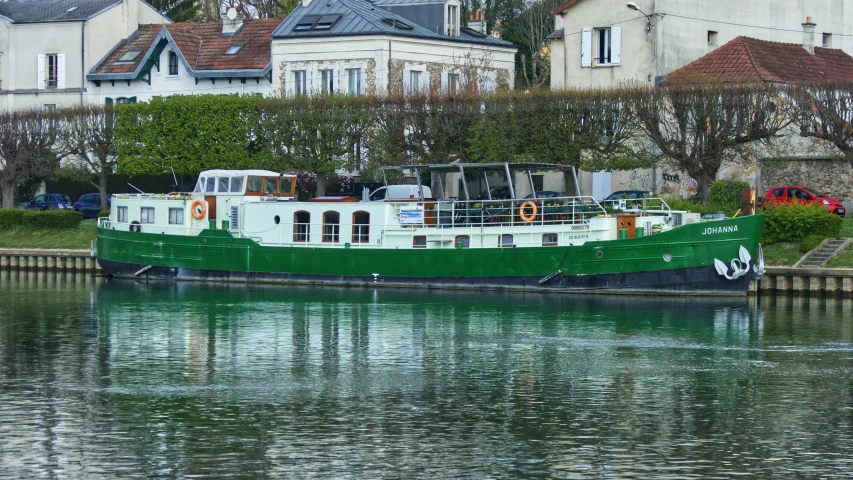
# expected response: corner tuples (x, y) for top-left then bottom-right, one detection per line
(600, 197), (671, 214)
(389, 196), (608, 228)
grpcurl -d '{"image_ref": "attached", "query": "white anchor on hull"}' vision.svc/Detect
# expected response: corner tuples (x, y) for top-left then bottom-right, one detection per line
(714, 245), (756, 280)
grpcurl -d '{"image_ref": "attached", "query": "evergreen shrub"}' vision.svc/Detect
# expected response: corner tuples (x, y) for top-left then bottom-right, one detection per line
(800, 234), (826, 253)
(709, 179), (750, 215)
(662, 196), (709, 215)
(21, 210), (83, 229)
(761, 202), (842, 245)
(0, 209), (24, 229)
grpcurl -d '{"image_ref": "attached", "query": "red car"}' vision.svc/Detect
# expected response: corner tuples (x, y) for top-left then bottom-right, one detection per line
(764, 185), (846, 217)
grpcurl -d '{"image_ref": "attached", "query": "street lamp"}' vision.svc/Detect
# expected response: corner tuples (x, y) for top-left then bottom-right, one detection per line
(626, 2), (651, 32)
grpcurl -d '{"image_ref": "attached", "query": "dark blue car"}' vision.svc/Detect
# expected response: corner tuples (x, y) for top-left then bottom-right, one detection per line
(73, 193), (111, 219)
(21, 193), (73, 211)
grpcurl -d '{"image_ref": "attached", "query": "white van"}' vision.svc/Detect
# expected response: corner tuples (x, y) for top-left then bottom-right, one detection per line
(366, 185), (433, 202)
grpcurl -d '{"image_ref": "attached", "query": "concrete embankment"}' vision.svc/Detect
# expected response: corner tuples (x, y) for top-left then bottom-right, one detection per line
(0, 249), (101, 273)
(754, 267), (853, 295)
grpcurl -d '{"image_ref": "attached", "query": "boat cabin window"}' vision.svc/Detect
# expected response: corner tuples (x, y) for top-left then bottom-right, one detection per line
(413, 236), (427, 248)
(169, 207), (184, 225)
(543, 233), (558, 246)
(280, 177), (295, 196)
(218, 177), (230, 193)
(499, 234), (513, 248)
(247, 176), (263, 193)
(323, 211), (340, 242)
(194, 178), (205, 194)
(117, 206), (128, 223)
(294, 211), (310, 242)
(455, 235), (469, 248)
(205, 177), (216, 194)
(141, 207), (155, 224)
(230, 177), (244, 194)
(352, 211), (369, 243)
(264, 178), (277, 195)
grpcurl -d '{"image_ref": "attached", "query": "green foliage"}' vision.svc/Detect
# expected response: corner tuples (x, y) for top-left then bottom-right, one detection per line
(761, 202), (842, 245)
(708, 179), (749, 215)
(98, 210), (110, 218)
(0, 209), (24, 229)
(116, 95), (267, 176)
(800, 234), (825, 253)
(662, 196), (709, 215)
(21, 210), (82, 229)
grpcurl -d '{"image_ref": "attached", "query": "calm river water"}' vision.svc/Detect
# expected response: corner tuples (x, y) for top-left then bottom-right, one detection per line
(1, 271), (852, 479)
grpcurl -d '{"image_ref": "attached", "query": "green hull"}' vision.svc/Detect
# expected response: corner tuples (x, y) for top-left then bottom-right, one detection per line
(97, 214), (764, 295)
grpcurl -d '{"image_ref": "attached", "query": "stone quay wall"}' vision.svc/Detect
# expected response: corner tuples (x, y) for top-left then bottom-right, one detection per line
(761, 158), (853, 201)
(0, 249), (100, 273)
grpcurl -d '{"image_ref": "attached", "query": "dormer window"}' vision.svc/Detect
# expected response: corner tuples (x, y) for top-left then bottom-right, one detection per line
(446, 3), (459, 37)
(225, 44), (243, 55)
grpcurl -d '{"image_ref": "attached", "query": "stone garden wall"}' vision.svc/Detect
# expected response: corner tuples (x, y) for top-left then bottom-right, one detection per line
(761, 158), (853, 201)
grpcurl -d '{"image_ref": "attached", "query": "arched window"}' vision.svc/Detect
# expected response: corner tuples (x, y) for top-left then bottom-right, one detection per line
(294, 211), (310, 242)
(323, 211), (340, 242)
(455, 235), (469, 248)
(352, 211), (370, 243)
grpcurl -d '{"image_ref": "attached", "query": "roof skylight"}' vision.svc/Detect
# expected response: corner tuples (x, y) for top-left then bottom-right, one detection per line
(381, 18), (413, 30)
(225, 44), (243, 55)
(293, 14), (342, 31)
(117, 50), (142, 63)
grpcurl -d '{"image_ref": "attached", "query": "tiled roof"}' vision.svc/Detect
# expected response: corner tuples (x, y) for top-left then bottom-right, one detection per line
(553, 0), (583, 15)
(662, 36), (853, 85)
(166, 19), (280, 71)
(0, 0), (121, 23)
(89, 19), (280, 79)
(90, 24), (162, 75)
(272, 0), (515, 48)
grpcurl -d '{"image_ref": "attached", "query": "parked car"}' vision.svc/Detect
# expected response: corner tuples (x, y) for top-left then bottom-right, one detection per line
(476, 186), (513, 200)
(524, 190), (563, 199)
(764, 185), (845, 217)
(73, 193), (111, 219)
(604, 190), (651, 201)
(21, 194), (73, 211)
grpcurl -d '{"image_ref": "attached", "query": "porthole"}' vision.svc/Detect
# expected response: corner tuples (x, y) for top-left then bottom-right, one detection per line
(596, 250), (603, 258)
(274, 215), (281, 224)
(663, 252), (672, 262)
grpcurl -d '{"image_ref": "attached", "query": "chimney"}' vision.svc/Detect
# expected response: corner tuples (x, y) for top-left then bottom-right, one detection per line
(222, 5), (244, 36)
(802, 16), (816, 55)
(467, 9), (487, 35)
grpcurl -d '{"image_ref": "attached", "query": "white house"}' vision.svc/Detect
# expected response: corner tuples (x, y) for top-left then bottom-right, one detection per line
(87, 15), (281, 103)
(549, 0), (853, 89)
(270, 0), (517, 96)
(0, 0), (169, 110)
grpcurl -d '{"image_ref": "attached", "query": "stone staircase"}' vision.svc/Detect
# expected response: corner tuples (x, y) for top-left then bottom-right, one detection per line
(794, 238), (851, 268)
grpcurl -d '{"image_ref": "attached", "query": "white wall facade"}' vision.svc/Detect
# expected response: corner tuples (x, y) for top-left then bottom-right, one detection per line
(0, 0), (169, 110)
(271, 35), (516, 96)
(87, 42), (272, 105)
(552, 0), (853, 89)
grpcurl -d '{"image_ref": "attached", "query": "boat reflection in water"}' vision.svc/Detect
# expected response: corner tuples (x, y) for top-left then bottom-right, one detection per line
(1, 274), (852, 478)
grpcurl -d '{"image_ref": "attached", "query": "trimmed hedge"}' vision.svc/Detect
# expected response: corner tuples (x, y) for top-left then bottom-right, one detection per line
(761, 202), (842, 246)
(20, 210), (83, 229)
(0, 209), (25, 229)
(709, 179), (750, 215)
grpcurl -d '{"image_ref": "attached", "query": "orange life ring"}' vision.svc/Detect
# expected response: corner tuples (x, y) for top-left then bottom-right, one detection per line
(519, 200), (537, 222)
(191, 200), (206, 220)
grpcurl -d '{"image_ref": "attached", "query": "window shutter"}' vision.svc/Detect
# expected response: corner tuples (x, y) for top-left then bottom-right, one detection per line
(105, 97), (113, 105)
(57, 53), (66, 89)
(610, 27), (621, 65)
(38, 54), (46, 89)
(308, 69), (314, 92)
(440, 71), (448, 93)
(129, 96), (137, 104)
(581, 28), (592, 68)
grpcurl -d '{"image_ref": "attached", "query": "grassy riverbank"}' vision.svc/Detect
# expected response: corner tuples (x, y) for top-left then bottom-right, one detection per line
(0, 219), (97, 250)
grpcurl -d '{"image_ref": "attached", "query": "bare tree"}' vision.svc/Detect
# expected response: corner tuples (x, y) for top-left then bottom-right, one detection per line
(502, 0), (561, 89)
(788, 82), (853, 168)
(626, 83), (790, 203)
(55, 105), (118, 211)
(0, 110), (59, 209)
